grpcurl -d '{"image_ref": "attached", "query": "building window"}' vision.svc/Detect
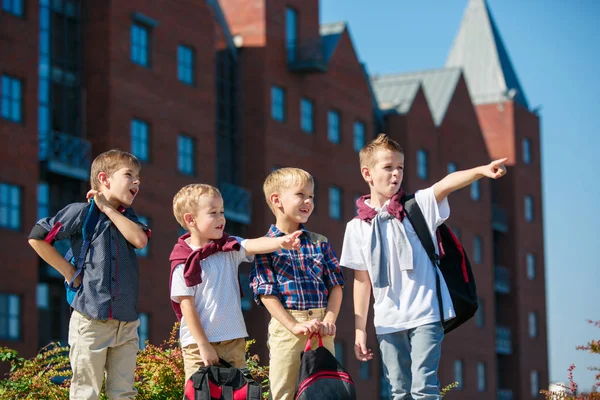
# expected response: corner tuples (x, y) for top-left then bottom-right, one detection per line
(528, 311), (537, 338)
(475, 297), (484, 328)
(417, 149), (428, 180)
(1, 74), (23, 123)
(454, 360), (463, 389)
(523, 138), (532, 164)
(527, 253), (536, 280)
(477, 362), (486, 392)
(37, 182), (49, 220)
(525, 195), (534, 222)
(300, 98), (314, 133)
(177, 45), (195, 85)
(131, 23), (150, 67)
(271, 85), (285, 122)
(0, 293), (21, 340)
(328, 110), (340, 144)
(131, 119), (150, 162)
(2, 0), (23, 16)
(353, 121), (365, 152)
(447, 162), (457, 174)
(138, 312), (150, 349)
(0, 183), (21, 230)
(531, 370), (540, 397)
(329, 186), (342, 221)
(285, 7), (298, 61)
(473, 235), (482, 264)
(36, 283), (49, 310)
(135, 216), (150, 258)
(178, 134), (195, 176)
(471, 180), (480, 201)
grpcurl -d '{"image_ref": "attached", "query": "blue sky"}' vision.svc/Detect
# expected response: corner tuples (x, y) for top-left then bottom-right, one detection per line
(321, 0), (600, 390)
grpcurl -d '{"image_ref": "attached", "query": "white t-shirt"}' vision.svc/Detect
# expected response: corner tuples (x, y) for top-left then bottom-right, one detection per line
(340, 187), (456, 334)
(170, 237), (254, 346)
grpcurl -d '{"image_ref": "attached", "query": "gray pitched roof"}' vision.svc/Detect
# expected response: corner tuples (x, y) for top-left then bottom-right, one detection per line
(320, 22), (346, 63)
(371, 68), (462, 126)
(445, 0), (529, 108)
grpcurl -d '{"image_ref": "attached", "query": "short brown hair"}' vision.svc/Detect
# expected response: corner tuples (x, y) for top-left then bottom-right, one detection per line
(263, 168), (313, 214)
(90, 149), (141, 190)
(359, 133), (404, 169)
(173, 184), (222, 230)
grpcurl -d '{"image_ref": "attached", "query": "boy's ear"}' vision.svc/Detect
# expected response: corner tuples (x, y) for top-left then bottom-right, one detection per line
(361, 166), (372, 185)
(269, 193), (281, 208)
(183, 213), (194, 228)
(97, 172), (109, 187)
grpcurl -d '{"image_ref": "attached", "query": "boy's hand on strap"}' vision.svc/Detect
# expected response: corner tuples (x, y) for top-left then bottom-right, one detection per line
(291, 319), (321, 336)
(278, 230), (303, 250)
(354, 330), (374, 362)
(198, 342), (219, 367)
(319, 319), (336, 336)
(480, 158), (508, 179)
(86, 190), (114, 214)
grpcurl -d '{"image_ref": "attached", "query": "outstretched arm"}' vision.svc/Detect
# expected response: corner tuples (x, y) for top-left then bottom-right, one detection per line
(433, 158), (507, 203)
(244, 230), (302, 256)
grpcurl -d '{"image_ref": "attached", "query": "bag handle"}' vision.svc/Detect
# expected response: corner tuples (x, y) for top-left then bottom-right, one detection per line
(304, 332), (324, 352)
(67, 199), (100, 288)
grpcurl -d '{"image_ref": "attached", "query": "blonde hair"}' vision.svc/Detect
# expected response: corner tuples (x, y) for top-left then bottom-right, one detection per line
(263, 168), (314, 214)
(359, 133), (404, 169)
(173, 184), (222, 230)
(90, 149), (141, 190)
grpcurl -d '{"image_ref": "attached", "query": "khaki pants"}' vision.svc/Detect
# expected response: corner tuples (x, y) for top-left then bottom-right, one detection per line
(267, 308), (335, 400)
(68, 310), (140, 400)
(182, 338), (247, 381)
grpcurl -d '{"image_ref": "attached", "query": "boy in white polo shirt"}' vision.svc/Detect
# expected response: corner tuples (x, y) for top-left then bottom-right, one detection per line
(169, 184), (302, 381)
(340, 134), (507, 399)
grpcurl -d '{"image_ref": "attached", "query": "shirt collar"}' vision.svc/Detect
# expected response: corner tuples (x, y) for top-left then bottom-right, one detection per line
(268, 223), (309, 238)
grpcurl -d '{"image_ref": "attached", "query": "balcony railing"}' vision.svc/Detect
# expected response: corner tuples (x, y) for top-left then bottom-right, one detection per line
(220, 182), (251, 225)
(39, 131), (92, 181)
(496, 326), (512, 355)
(492, 204), (509, 232)
(498, 389), (514, 400)
(495, 265), (510, 294)
(287, 38), (327, 73)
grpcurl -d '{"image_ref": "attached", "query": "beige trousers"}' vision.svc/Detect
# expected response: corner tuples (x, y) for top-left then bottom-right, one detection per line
(68, 310), (140, 400)
(267, 308), (335, 400)
(182, 337), (247, 381)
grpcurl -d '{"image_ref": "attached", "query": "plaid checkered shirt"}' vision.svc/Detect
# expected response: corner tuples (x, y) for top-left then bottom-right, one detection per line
(250, 224), (344, 310)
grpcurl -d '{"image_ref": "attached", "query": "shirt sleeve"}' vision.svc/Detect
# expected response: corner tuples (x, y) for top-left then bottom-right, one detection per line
(249, 253), (278, 306)
(321, 240), (345, 289)
(233, 237), (255, 264)
(171, 264), (196, 302)
(415, 186), (450, 232)
(339, 220), (368, 271)
(28, 202), (88, 243)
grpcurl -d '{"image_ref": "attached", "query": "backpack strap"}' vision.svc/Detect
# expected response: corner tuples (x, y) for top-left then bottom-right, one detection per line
(67, 199), (100, 288)
(401, 195), (445, 323)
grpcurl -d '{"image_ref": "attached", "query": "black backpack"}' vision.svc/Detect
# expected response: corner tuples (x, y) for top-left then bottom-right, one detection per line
(402, 195), (479, 334)
(184, 358), (261, 400)
(294, 334), (356, 400)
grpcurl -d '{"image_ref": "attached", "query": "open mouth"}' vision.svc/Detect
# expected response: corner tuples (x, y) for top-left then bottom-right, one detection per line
(215, 225), (224, 230)
(129, 188), (138, 196)
(299, 208), (310, 214)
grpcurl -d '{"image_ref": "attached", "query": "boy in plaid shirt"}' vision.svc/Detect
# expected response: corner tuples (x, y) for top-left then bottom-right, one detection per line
(250, 167), (344, 400)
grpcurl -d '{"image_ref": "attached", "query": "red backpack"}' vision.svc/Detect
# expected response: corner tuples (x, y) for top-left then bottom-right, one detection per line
(184, 358), (261, 400)
(294, 334), (356, 400)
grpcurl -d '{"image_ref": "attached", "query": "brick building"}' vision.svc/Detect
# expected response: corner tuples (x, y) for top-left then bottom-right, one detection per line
(0, 0), (546, 398)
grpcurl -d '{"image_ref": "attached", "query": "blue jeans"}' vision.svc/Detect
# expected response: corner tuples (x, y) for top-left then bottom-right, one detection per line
(377, 322), (444, 400)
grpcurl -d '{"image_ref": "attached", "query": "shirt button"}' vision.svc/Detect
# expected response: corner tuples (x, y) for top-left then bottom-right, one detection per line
(112, 277), (115, 282)
(112, 256), (116, 261)
(112, 296), (116, 301)
(308, 310), (313, 316)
